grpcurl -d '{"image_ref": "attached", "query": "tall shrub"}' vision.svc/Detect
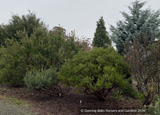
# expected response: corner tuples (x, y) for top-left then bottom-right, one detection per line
(0, 11), (47, 46)
(124, 33), (160, 106)
(0, 26), (86, 86)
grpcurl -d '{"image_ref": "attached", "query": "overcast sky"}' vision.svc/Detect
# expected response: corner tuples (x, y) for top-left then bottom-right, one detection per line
(0, 0), (160, 49)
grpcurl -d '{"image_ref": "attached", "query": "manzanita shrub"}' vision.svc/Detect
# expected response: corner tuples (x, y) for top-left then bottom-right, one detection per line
(58, 47), (132, 101)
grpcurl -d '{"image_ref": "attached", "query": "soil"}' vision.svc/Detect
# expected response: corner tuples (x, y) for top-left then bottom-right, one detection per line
(0, 82), (147, 115)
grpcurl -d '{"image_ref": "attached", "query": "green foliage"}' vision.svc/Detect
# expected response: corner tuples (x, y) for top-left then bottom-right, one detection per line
(113, 90), (122, 100)
(110, 0), (160, 55)
(0, 39), (26, 85)
(121, 83), (137, 98)
(58, 47), (131, 100)
(24, 66), (58, 91)
(154, 98), (160, 114)
(0, 25), (85, 85)
(152, 94), (159, 105)
(0, 11), (47, 46)
(124, 74), (132, 84)
(92, 16), (111, 49)
(136, 91), (144, 100)
(0, 24), (7, 46)
(144, 94), (160, 115)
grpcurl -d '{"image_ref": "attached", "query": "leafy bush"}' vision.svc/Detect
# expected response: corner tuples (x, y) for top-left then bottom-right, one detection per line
(121, 83), (137, 98)
(0, 40), (27, 85)
(0, 11), (47, 46)
(24, 66), (59, 91)
(124, 74), (132, 84)
(58, 47), (132, 101)
(0, 26), (86, 86)
(24, 66), (70, 97)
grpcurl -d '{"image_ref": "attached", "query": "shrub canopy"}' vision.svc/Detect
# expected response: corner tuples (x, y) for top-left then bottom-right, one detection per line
(58, 47), (131, 100)
(0, 26), (85, 85)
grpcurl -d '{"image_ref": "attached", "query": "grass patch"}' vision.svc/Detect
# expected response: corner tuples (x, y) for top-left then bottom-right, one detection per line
(0, 95), (33, 106)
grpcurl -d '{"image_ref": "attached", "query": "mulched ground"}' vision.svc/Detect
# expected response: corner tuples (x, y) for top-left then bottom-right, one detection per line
(0, 83), (146, 115)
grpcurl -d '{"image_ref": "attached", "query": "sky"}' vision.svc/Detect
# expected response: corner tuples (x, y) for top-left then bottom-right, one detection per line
(0, 0), (160, 50)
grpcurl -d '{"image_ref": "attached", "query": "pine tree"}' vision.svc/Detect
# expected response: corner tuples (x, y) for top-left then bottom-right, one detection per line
(110, 0), (160, 55)
(92, 16), (111, 49)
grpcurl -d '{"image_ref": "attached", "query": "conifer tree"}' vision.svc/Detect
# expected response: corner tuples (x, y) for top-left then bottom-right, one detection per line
(92, 16), (111, 49)
(110, 0), (160, 55)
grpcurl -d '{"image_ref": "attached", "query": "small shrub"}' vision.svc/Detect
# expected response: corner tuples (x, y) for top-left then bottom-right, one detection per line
(144, 94), (160, 115)
(152, 94), (159, 105)
(136, 91), (144, 100)
(121, 83), (137, 98)
(113, 90), (122, 100)
(24, 66), (59, 91)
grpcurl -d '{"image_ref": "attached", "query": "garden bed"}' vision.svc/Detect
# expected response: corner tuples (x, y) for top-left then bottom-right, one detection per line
(0, 83), (146, 115)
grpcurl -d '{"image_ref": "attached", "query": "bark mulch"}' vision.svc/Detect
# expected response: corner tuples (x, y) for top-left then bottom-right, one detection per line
(0, 83), (147, 115)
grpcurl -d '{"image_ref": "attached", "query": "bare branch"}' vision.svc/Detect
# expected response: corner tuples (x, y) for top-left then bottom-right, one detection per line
(124, 33), (160, 106)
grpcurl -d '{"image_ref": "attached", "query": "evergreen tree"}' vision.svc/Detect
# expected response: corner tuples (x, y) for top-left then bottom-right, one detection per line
(110, 0), (160, 55)
(92, 16), (111, 49)
(0, 10), (47, 46)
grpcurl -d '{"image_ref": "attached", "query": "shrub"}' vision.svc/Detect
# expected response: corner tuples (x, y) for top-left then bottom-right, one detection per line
(58, 47), (132, 101)
(24, 66), (70, 97)
(124, 33), (160, 106)
(124, 74), (132, 84)
(144, 94), (160, 115)
(0, 11), (47, 46)
(152, 94), (159, 106)
(0, 40), (27, 85)
(121, 83), (137, 98)
(0, 26), (86, 86)
(136, 91), (144, 100)
(24, 66), (59, 91)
